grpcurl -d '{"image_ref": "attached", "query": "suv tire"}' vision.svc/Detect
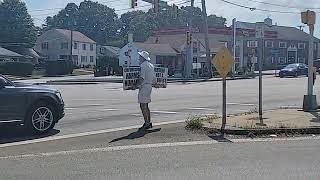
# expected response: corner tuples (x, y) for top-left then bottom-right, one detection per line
(25, 102), (56, 134)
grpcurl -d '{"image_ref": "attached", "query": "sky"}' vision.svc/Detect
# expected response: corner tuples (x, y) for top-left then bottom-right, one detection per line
(21, 0), (320, 37)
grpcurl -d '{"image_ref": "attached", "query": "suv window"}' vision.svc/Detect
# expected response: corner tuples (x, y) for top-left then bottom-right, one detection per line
(0, 75), (13, 87)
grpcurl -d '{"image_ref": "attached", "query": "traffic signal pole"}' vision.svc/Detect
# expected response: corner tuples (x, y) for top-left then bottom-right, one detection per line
(185, 0), (194, 79)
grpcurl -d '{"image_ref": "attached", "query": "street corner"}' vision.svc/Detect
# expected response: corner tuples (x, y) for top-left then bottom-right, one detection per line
(0, 122), (215, 158)
(186, 108), (320, 138)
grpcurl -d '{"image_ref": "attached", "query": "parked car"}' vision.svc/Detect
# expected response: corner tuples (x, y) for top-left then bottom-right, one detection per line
(279, 63), (308, 78)
(0, 75), (64, 134)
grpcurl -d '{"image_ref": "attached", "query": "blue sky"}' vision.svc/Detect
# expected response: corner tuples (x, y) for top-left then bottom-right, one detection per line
(22, 0), (320, 37)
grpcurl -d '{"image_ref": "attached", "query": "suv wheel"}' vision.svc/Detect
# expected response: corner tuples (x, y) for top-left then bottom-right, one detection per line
(26, 102), (56, 134)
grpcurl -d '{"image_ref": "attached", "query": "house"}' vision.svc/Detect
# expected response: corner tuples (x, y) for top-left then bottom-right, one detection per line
(34, 29), (97, 67)
(0, 47), (23, 62)
(145, 28), (228, 76)
(119, 42), (178, 74)
(4, 47), (40, 64)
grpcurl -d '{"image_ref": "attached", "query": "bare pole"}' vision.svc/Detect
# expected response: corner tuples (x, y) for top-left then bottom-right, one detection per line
(201, 0), (212, 78)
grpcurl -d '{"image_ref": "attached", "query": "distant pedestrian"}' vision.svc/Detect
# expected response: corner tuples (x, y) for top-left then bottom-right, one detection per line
(136, 51), (155, 130)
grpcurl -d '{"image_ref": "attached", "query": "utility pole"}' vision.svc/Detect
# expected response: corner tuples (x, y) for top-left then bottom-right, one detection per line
(185, 0), (194, 79)
(201, 0), (212, 78)
(301, 10), (318, 111)
(70, 29), (73, 62)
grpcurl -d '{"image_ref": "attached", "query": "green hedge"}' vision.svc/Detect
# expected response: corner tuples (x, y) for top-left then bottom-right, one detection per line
(46, 60), (74, 76)
(0, 62), (34, 76)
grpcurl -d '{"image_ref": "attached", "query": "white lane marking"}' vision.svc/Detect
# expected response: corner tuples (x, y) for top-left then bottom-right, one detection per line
(0, 120), (186, 148)
(188, 107), (216, 111)
(2, 136), (320, 159)
(227, 103), (256, 106)
(65, 108), (77, 110)
(151, 111), (177, 114)
(0, 141), (219, 159)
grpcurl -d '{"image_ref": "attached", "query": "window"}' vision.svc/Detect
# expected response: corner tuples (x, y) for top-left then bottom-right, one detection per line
(61, 42), (68, 49)
(41, 42), (48, 50)
(81, 56), (87, 62)
(193, 42), (198, 53)
(279, 42), (287, 48)
(90, 44), (94, 51)
(279, 57), (286, 64)
(74, 42), (78, 49)
(247, 40), (258, 48)
(82, 44), (86, 50)
(298, 43), (305, 49)
(90, 56), (94, 63)
(100, 47), (106, 54)
(298, 57), (306, 63)
(268, 56), (275, 63)
(265, 41), (273, 48)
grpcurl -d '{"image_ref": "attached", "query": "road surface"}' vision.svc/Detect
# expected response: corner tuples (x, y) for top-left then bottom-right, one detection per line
(51, 76), (319, 135)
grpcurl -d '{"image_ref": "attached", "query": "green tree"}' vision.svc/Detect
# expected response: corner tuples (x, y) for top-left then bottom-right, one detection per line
(0, 0), (36, 48)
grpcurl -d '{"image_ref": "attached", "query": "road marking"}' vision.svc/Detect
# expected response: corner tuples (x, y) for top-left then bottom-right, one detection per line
(0, 120), (186, 148)
(187, 107), (216, 111)
(227, 103), (256, 106)
(2, 136), (320, 159)
(151, 111), (178, 114)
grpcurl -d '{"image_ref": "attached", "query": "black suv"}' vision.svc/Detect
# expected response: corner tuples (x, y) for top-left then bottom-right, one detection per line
(0, 75), (64, 134)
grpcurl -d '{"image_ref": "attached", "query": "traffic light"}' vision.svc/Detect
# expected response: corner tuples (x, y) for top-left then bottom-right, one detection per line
(186, 31), (192, 46)
(172, 4), (178, 18)
(153, 0), (160, 13)
(131, 0), (138, 8)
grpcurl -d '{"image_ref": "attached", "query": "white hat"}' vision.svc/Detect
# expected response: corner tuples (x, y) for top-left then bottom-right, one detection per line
(138, 51), (151, 61)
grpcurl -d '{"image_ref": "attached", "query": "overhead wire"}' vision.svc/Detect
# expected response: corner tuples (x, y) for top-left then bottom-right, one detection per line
(245, 0), (320, 10)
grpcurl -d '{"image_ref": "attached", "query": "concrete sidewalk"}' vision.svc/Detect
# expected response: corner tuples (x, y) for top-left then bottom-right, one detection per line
(202, 108), (320, 131)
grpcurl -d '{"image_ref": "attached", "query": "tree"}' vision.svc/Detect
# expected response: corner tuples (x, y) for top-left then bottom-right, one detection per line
(44, 1), (119, 45)
(0, 0), (36, 48)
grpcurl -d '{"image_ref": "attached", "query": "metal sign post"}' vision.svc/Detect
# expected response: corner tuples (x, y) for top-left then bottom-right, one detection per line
(256, 23), (265, 126)
(212, 47), (235, 135)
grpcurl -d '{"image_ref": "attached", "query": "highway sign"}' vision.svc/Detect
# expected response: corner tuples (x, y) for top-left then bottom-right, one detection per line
(211, 47), (235, 78)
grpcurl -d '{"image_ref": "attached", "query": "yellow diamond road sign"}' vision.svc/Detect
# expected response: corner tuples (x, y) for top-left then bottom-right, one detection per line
(211, 47), (235, 78)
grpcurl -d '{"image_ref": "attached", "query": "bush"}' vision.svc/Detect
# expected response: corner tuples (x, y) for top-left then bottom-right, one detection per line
(46, 60), (74, 76)
(0, 62), (33, 76)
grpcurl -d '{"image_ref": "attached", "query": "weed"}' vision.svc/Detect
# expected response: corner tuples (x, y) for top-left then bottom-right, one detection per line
(186, 116), (204, 130)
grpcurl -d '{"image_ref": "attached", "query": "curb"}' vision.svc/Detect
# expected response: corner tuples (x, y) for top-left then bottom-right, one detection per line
(203, 126), (320, 136)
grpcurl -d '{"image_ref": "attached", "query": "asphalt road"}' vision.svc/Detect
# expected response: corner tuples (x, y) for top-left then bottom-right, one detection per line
(45, 76), (318, 135)
(1, 137), (320, 179)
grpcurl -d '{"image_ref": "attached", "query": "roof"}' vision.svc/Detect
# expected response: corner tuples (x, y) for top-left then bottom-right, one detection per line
(0, 47), (23, 58)
(55, 29), (95, 43)
(236, 21), (320, 41)
(5, 47), (40, 59)
(133, 42), (178, 56)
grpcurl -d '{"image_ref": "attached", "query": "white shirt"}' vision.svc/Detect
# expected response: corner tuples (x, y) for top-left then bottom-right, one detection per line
(140, 61), (155, 85)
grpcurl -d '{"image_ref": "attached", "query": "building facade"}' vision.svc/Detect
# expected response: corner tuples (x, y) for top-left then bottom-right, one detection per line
(35, 29), (97, 67)
(146, 18), (320, 74)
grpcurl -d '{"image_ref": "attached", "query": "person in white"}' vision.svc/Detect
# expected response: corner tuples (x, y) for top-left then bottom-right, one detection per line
(136, 51), (155, 130)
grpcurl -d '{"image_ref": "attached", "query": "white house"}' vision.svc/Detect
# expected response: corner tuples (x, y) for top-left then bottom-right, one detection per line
(35, 29), (96, 67)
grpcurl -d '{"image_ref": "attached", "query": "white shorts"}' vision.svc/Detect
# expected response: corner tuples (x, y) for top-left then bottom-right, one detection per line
(138, 84), (152, 104)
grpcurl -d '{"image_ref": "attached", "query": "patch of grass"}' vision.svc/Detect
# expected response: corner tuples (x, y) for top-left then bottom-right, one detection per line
(186, 116), (204, 130)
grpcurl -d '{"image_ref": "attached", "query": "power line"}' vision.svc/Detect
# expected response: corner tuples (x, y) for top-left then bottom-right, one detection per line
(245, 0), (320, 10)
(219, 0), (301, 14)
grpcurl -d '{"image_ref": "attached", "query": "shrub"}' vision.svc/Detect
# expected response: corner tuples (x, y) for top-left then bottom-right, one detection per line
(46, 60), (74, 76)
(0, 62), (33, 76)
(186, 116), (204, 130)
